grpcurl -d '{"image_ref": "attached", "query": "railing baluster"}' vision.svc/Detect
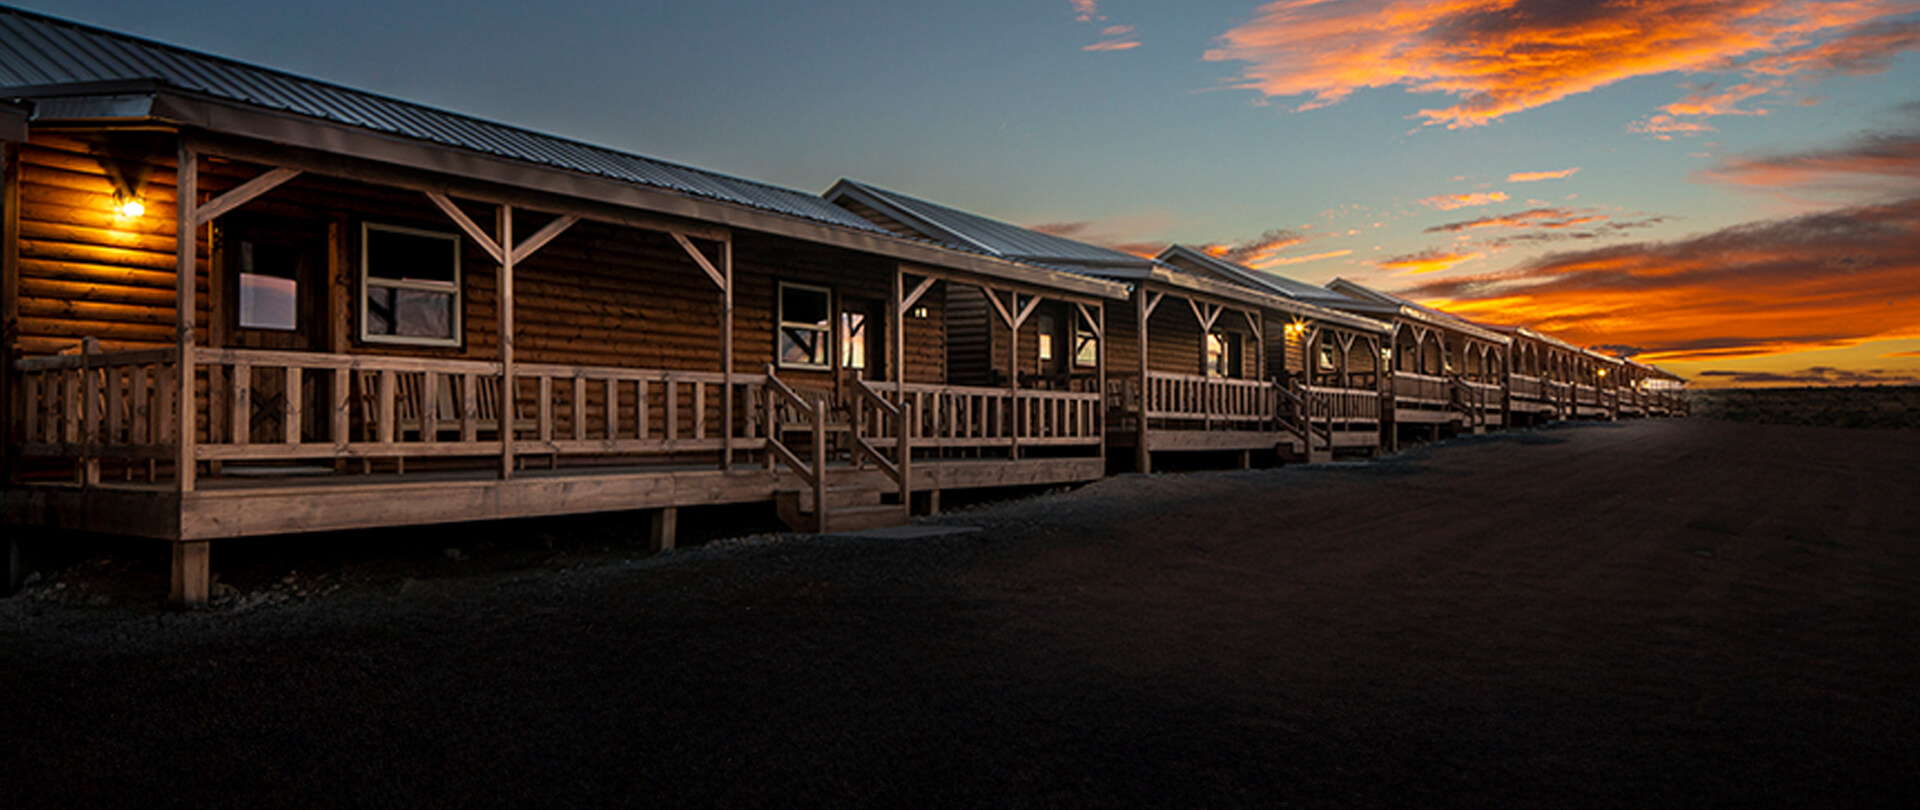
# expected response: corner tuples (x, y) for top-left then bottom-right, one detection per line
(694, 379), (706, 440)
(284, 366), (303, 444)
(664, 378), (678, 441)
(461, 372), (478, 443)
(637, 378), (650, 440)
(572, 375), (587, 442)
(538, 375), (554, 444)
(132, 365), (151, 445)
(377, 370), (395, 445)
(230, 363), (251, 446)
(333, 368), (351, 448)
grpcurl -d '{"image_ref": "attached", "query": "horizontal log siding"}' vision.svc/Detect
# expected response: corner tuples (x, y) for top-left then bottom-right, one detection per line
(945, 283), (992, 386)
(14, 134), (207, 356)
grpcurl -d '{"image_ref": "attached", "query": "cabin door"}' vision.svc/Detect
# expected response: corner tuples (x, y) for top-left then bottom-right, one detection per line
(218, 216), (330, 443)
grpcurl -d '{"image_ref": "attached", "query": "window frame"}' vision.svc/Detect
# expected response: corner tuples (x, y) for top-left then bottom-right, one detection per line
(777, 281), (834, 371)
(359, 221), (463, 348)
(1208, 330), (1244, 379)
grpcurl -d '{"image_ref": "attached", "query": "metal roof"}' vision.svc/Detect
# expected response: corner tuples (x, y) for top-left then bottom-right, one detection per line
(1157, 244), (1357, 306)
(1324, 278), (1511, 344)
(0, 6), (891, 235)
(825, 179), (1156, 275)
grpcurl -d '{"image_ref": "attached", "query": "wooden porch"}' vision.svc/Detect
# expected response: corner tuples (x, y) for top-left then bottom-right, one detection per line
(7, 346), (1107, 541)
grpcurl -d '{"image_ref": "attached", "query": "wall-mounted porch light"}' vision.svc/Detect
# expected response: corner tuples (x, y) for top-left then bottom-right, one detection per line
(113, 189), (146, 219)
(909, 306), (929, 319)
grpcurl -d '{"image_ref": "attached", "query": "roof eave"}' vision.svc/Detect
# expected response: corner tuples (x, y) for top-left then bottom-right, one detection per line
(23, 87), (1126, 300)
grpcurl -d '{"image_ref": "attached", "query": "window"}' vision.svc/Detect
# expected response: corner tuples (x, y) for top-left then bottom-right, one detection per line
(362, 223), (461, 346)
(238, 238), (302, 331)
(1208, 331), (1243, 378)
(1037, 314), (1056, 364)
(841, 310), (868, 370)
(1074, 318), (1098, 368)
(778, 282), (831, 369)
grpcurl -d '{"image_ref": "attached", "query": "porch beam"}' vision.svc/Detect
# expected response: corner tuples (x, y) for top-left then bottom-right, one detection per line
(1142, 290), (1164, 321)
(671, 231), (725, 290)
(425, 192), (505, 264)
(893, 266), (909, 403)
(193, 166), (301, 227)
(175, 140), (198, 494)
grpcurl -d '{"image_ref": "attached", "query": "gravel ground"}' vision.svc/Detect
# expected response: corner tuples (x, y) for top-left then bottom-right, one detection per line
(6, 419), (1920, 808)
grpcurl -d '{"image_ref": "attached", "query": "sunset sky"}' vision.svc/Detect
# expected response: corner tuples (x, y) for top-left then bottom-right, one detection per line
(26, 0), (1920, 386)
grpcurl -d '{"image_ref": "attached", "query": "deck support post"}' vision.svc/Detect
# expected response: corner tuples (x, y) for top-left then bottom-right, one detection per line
(650, 507), (677, 552)
(1134, 285), (1152, 474)
(720, 237), (733, 470)
(170, 540), (210, 607)
(175, 140), (198, 493)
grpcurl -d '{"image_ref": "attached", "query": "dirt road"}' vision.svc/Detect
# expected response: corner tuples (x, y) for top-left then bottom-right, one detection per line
(7, 419), (1920, 807)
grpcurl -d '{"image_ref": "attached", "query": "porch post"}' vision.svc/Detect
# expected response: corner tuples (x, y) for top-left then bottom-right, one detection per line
(720, 236), (733, 471)
(1134, 284), (1150, 474)
(2, 141), (19, 485)
(1096, 302), (1106, 466)
(1007, 292), (1019, 462)
(175, 139), (198, 494)
(498, 205), (515, 480)
(892, 266), (906, 402)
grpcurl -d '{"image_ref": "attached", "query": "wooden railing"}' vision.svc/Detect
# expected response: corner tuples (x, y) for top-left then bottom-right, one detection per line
(761, 367), (827, 529)
(1393, 372), (1451, 406)
(1575, 384), (1601, 409)
(15, 347), (181, 477)
(850, 377), (912, 506)
(1140, 371), (1279, 428)
(1302, 385), (1381, 423)
(187, 349), (769, 464)
(1457, 379), (1503, 414)
(889, 382), (1101, 449)
(1509, 373), (1543, 401)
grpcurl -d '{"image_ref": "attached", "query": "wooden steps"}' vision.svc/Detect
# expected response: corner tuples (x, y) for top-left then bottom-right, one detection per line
(775, 484), (909, 534)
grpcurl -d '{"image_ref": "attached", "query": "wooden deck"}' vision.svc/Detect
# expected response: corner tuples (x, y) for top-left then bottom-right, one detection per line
(8, 348), (1107, 540)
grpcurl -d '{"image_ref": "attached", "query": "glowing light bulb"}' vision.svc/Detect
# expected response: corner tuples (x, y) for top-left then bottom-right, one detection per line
(116, 197), (145, 218)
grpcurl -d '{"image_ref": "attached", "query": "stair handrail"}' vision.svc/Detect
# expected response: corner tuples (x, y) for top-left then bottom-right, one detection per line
(761, 367), (823, 522)
(850, 376), (912, 509)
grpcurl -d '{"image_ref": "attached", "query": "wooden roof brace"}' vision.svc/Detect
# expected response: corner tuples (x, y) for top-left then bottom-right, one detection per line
(1076, 302), (1101, 339)
(671, 231), (725, 290)
(899, 273), (937, 314)
(426, 192), (505, 265)
(194, 166), (301, 227)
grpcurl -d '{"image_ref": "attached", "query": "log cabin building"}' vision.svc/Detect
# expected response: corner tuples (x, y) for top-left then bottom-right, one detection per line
(824, 181), (1395, 471)
(0, 7), (1132, 602)
(1494, 325), (1587, 426)
(1152, 245), (1394, 460)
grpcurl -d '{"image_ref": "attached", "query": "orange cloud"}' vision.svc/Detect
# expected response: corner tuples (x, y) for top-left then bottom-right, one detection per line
(1378, 248), (1483, 275)
(1101, 25), (1133, 36)
(1697, 367), (1920, 385)
(1083, 39), (1142, 52)
(1508, 167), (1582, 183)
(1070, 0), (1099, 22)
(1884, 349), (1920, 358)
(1205, 0), (1920, 128)
(1399, 197), (1920, 363)
(1695, 130), (1920, 195)
(1028, 221), (1165, 258)
(1426, 207), (1605, 233)
(1419, 191), (1508, 211)
(1201, 228), (1308, 265)
(1253, 249), (1354, 268)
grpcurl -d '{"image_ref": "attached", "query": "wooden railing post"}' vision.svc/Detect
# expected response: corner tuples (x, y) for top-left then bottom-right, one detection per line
(811, 397), (828, 534)
(898, 400), (913, 509)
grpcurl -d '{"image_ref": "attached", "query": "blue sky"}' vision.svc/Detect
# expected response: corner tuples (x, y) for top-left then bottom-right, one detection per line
(21, 0), (1920, 385)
